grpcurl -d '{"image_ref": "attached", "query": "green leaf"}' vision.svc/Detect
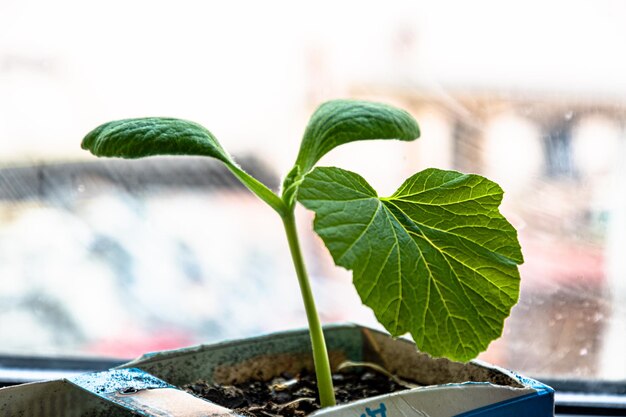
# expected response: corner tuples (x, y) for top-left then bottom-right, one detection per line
(294, 100), (420, 174)
(298, 167), (523, 361)
(82, 117), (287, 215)
(81, 118), (233, 164)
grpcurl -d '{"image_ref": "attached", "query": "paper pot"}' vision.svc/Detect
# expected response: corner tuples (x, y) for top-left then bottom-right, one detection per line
(0, 324), (554, 416)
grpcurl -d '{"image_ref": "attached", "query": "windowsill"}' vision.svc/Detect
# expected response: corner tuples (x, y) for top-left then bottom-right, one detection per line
(0, 355), (125, 388)
(556, 392), (626, 416)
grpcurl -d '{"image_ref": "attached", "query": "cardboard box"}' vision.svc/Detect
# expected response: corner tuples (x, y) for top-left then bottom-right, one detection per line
(0, 324), (554, 416)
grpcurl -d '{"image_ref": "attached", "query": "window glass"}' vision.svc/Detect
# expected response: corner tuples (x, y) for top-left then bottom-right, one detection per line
(1, 0), (625, 382)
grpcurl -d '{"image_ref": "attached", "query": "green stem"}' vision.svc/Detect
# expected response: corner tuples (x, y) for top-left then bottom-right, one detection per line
(282, 211), (336, 407)
(226, 164), (287, 216)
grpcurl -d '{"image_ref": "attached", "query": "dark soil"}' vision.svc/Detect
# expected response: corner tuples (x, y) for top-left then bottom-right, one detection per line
(184, 368), (413, 417)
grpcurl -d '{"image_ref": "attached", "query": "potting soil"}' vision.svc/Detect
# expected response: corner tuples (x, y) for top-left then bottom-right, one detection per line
(184, 368), (412, 417)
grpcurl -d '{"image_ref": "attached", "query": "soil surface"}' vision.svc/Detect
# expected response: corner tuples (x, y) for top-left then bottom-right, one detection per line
(184, 367), (413, 417)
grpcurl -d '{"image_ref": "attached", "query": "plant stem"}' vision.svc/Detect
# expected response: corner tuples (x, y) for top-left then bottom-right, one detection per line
(227, 164), (287, 216)
(282, 211), (336, 408)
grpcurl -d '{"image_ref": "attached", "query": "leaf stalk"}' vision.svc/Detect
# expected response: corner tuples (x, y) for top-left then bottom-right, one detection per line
(226, 164), (287, 216)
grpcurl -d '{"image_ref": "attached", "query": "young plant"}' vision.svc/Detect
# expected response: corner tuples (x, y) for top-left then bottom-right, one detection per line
(81, 100), (523, 408)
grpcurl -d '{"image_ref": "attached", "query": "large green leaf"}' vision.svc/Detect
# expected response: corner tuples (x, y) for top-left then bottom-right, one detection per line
(294, 100), (420, 174)
(82, 118), (233, 164)
(298, 167), (523, 361)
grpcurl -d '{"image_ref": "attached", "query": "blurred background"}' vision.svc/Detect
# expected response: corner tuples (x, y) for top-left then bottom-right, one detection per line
(1, 0), (625, 382)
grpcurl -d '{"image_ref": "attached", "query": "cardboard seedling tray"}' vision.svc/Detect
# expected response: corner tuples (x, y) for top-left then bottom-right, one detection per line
(0, 324), (554, 417)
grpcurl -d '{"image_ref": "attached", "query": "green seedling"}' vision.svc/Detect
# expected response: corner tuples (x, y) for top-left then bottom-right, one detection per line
(82, 100), (523, 408)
